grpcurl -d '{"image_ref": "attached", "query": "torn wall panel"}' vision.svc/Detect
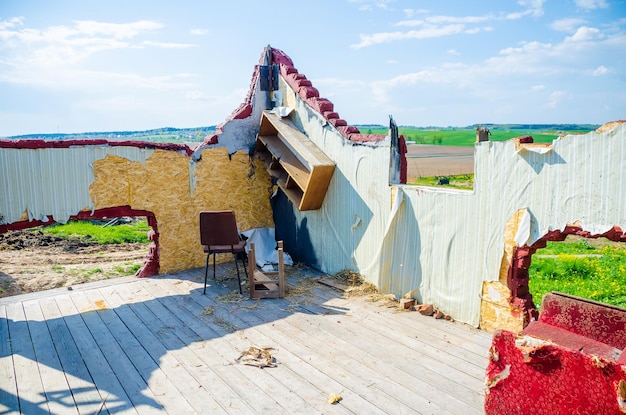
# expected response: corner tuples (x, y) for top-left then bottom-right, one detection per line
(273, 74), (393, 274)
(89, 148), (274, 273)
(0, 146), (155, 224)
(388, 125), (626, 327)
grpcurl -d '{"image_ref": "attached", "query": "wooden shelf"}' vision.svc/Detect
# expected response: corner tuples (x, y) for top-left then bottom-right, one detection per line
(256, 111), (335, 211)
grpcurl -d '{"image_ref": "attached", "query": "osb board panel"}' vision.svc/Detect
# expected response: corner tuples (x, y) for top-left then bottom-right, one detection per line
(480, 281), (523, 333)
(479, 209), (529, 332)
(89, 154), (132, 207)
(497, 208), (528, 284)
(90, 148), (274, 274)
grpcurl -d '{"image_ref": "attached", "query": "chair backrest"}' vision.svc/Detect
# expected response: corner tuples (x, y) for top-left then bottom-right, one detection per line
(199, 210), (241, 247)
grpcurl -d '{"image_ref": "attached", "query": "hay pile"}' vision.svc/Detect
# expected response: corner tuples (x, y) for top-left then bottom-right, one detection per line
(327, 269), (379, 298)
(235, 346), (277, 368)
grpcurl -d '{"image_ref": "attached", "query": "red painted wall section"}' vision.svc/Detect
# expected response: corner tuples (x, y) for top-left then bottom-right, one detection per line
(508, 225), (626, 326)
(0, 138), (193, 156)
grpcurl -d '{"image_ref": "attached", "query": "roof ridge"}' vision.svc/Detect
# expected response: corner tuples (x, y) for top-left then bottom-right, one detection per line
(270, 47), (385, 143)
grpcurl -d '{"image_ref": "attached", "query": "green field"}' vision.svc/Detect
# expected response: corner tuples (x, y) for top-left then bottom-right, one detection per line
(529, 236), (626, 309)
(40, 220), (151, 244)
(363, 127), (593, 146)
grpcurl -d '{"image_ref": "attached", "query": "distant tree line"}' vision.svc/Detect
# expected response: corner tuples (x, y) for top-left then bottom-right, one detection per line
(7, 126), (217, 143)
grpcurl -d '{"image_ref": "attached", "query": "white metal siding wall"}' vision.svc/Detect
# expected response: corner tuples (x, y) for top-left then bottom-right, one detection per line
(0, 146), (154, 224)
(280, 79), (392, 275)
(385, 126), (626, 326)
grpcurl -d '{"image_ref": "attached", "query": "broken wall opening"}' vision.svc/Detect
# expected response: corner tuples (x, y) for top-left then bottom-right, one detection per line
(0, 206), (159, 296)
(528, 235), (626, 310)
(508, 225), (626, 326)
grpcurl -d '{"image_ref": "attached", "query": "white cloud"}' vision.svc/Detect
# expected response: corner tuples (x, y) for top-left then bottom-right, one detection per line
(190, 28), (209, 35)
(0, 16), (24, 30)
(424, 15), (492, 24)
(312, 77), (367, 94)
(0, 18), (166, 67)
(551, 18), (587, 33)
(593, 65), (608, 76)
(448, 49), (460, 55)
(395, 19), (425, 28)
(369, 64), (475, 104)
(575, 0), (609, 10)
(142, 40), (196, 49)
(186, 90), (208, 101)
(349, 0), (394, 11)
(545, 91), (567, 108)
(366, 14), (623, 110)
(566, 26), (604, 42)
(403, 9), (428, 18)
(0, 65), (196, 92)
(0, 17), (202, 94)
(396, 14), (491, 27)
(73, 20), (162, 39)
(506, 0), (545, 19)
(351, 24), (465, 48)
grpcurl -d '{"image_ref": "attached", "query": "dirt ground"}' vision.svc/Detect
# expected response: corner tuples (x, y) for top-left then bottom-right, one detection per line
(0, 230), (148, 298)
(405, 144), (474, 178)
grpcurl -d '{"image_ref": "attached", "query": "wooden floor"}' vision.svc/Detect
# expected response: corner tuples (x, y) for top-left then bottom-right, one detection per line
(0, 264), (492, 415)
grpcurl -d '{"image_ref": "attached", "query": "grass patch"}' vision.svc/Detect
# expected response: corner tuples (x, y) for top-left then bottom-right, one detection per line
(529, 240), (626, 309)
(83, 268), (103, 277)
(113, 263), (141, 276)
(40, 219), (150, 244)
(365, 128), (592, 146)
(51, 265), (64, 273)
(410, 174), (474, 190)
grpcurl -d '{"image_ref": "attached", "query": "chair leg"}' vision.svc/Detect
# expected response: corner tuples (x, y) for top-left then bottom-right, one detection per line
(203, 252), (210, 295)
(241, 252), (249, 279)
(234, 256), (243, 295)
(212, 253), (216, 280)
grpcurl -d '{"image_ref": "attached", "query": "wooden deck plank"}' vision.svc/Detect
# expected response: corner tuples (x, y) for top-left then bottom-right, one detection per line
(79, 288), (199, 415)
(71, 290), (197, 415)
(1, 269), (495, 415)
(95, 284), (262, 415)
(247, 300), (459, 414)
(242, 276), (485, 413)
(148, 277), (360, 415)
(287, 296), (484, 413)
(310, 288), (489, 381)
(124, 279), (309, 415)
(227, 309), (430, 414)
(0, 304), (19, 415)
(52, 292), (147, 415)
(314, 285), (491, 358)
(38, 295), (121, 415)
(5, 302), (52, 414)
(161, 275), (445, 414)
(21, 300), (80, 415)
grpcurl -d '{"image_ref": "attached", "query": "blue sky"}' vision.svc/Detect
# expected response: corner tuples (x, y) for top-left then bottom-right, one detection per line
(0, 0), (624, 136)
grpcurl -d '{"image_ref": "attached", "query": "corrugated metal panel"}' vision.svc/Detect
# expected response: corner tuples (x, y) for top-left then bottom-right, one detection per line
(280, 94), (626, 327)
(379, 126), (626, 326)
(280, 83), (392, 275)
(0, 145), (154, 224)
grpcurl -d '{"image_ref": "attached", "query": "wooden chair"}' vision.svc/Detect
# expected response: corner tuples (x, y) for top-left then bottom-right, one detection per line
(199, 210), (248, 295)
(248, 241), (285, 299)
